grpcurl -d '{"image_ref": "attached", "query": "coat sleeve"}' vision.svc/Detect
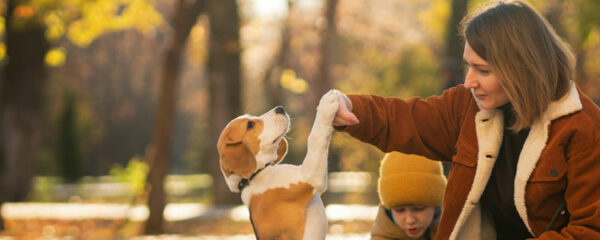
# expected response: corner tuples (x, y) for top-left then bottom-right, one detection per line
(534, 129), (600, 239)
(341, 85), (473, 162)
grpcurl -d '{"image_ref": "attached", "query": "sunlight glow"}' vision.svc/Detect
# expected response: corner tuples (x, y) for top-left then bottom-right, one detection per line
(325, 204), (378, 221)
(253, 0), (288, 18)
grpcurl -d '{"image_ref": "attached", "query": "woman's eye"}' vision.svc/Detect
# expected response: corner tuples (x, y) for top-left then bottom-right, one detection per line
(247, 121), (254, 130)
(479, 69), (490, 75)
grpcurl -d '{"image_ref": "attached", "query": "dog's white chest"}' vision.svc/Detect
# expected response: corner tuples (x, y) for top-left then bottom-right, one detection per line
(240, 164), (307, 205)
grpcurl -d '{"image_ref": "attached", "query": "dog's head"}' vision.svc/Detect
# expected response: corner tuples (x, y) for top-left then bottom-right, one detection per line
(217, 106), (290, 192)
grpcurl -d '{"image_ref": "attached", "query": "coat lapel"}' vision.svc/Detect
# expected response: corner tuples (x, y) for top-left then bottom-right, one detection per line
(450, 105), (504, 240)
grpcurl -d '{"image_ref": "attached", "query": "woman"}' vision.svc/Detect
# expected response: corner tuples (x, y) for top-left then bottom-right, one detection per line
(332, 1), (600, 239)
(371, 152), (446, 240)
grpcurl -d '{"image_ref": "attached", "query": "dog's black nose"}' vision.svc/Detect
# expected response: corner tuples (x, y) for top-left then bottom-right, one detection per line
(275, 106), (285, 114)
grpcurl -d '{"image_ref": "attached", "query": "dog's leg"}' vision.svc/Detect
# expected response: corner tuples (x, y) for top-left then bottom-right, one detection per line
(301, 89), (340, 194)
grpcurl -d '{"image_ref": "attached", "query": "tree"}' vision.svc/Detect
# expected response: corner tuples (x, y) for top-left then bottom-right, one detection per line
(442, 0), (468, 89)
(56, 90), (83, 183)
(144, 0), (204, 234)
(0, 0), (50, 228)
(570, 0), (600, 100)
(262, 0), (295, 109)
(206, 0), (243, 206)
(316, 0), (340, 175)
(41, 0), (166, 176)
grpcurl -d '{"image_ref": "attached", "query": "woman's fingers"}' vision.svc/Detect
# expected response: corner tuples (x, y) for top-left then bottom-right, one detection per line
(333, 92), (359, 127)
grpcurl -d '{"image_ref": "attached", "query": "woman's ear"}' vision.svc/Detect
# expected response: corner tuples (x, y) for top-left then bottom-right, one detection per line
(274, 138), (288, 165)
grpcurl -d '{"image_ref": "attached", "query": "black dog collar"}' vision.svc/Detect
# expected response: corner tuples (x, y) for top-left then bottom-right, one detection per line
(237, 162), (272, 192)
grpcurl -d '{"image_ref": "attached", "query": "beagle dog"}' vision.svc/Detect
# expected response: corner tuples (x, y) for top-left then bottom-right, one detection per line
(217, 90), (340, 239)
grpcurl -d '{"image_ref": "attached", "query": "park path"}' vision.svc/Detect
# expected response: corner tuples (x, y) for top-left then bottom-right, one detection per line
(1, 203), (377, 239)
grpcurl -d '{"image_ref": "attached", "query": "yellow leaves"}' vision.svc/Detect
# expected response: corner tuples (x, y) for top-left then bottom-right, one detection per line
(119, 0), (163, 36)
(67, 20), (97, 47)
(0, 0), (164, 47)
(67, 0), (164, 47)
(109, 156), (149, 196)
(45, 47), (66, 67)
(0, 43), (6, 61)
(280, 69), (308, 94)
(419, 0), (449, 44)
(583, 29), (600, 49)
(0, 16), (4, 35)
(45, 12), (65, 41)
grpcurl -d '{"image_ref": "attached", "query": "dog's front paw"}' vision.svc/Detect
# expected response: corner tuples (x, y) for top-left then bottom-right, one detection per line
(316, 89), (340, 123)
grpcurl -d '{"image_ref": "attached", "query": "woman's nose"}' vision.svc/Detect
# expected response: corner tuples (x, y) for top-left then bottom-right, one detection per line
(463, 67), (478, 89)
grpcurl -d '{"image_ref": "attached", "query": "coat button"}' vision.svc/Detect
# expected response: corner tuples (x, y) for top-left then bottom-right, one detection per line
(550, 169), (558, 177)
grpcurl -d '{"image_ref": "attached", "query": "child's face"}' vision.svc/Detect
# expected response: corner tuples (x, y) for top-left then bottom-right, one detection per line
(391, 205), (435, 238)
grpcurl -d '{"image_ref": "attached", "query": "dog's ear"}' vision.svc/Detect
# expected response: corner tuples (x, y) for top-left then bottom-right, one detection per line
(220, 142), (257, 179)
(274, 138), (288, 165)
(219, 120), (246, 145)
(218, 119), (257, 180)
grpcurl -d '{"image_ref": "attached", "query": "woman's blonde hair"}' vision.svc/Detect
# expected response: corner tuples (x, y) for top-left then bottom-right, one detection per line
(461, 1), (575, 131)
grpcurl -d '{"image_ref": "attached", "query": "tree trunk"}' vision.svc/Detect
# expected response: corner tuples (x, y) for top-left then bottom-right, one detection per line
(263, 0), (295, 109)
(144, 0), (203, 234)
(442, 0), (468, 89)
(315, 0), (338, 107)
(207, 0), (243, 206)
(440, 0), (468, 175)
(0, 0), (50, 229)
(315, 0), (339, 174)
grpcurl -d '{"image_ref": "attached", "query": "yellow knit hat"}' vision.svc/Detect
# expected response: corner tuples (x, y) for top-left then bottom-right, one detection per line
(378, 152), (447, 209)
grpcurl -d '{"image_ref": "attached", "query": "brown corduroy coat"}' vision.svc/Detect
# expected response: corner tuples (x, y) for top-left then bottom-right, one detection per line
(371, 206), (438, 240)
(342, 84), (600, 240)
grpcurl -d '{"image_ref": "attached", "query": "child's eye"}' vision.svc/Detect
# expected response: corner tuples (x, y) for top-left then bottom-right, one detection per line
(393, 207), (406, 213)
(411, 205), (427, 211)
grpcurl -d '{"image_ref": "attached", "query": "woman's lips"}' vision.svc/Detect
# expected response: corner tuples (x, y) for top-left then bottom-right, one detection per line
(407, 227), (419, 235)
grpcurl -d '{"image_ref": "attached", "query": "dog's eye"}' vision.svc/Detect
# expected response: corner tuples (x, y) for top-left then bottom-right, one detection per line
(247, 121), (254, 130)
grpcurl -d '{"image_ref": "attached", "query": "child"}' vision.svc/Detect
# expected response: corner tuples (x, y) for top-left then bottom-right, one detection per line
(371, 152), (447, 240)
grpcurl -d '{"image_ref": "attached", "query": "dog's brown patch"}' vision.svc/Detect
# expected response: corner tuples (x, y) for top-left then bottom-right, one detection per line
(249, 182), (314, 240)
(218, 118), (264, 178)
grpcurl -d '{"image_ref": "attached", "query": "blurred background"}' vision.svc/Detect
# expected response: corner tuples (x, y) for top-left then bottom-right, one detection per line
(0, 0), (598, 239)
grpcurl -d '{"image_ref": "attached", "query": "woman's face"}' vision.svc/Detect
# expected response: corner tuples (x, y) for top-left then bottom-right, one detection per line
(463, 42), (510, 110)
(391, 205), (435, 238)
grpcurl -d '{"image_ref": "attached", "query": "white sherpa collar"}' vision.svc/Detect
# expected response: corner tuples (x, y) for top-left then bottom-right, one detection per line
(514, 83), (581, 235)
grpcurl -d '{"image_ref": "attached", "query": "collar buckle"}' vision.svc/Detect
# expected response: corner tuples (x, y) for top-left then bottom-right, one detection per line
(237, 162), (272, 192)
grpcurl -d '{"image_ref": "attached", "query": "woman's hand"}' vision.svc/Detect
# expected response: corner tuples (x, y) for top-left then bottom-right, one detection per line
(332, 91), (359, 127)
